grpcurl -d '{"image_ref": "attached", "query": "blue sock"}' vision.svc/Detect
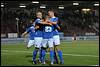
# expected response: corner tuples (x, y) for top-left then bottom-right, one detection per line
(54, 51), (58, 63)
(39, 49), (42, 61)
(32, 49), (38, 61)
(50, 50), (54, 63)
(58, 50), (63, 62)
(41, 50), (46, 62)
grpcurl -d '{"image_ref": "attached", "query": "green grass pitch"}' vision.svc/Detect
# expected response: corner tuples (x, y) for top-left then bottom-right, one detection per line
(1, 40), (99, 66)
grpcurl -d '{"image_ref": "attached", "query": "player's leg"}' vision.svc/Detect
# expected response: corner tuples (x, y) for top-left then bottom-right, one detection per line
(53, 35), (64, 64)
(27, 40), (34, 49)
(41, 39), (47, 64)
(48, 38), (54, 65)
(53, 35), (59, 64)
(32, 47), (39, 64)
(32, 37), (42, 64)
(54, 45), (58, 64)
(38, 47), (42, 63)
(55, 45), (64, 64)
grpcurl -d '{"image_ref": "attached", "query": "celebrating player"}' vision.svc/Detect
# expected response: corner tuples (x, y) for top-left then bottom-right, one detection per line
(22, 24), (35, 49)
(48, 10), (64, 64)
(40, 15), (54, 65)
(32, 11), (52, 64)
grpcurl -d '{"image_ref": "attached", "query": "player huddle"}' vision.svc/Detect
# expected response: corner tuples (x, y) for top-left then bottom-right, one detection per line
(22, 10), (64, 65)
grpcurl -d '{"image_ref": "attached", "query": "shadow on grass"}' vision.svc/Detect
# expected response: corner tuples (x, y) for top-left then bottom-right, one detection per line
(25, 55), (62, 66)
(27, 58), (53, 66)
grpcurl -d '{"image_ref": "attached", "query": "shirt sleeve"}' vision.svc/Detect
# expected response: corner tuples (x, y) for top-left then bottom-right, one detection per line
(35, 19), (42, 24)
(54, 17), (58, 22)
(55, 24), (59, 27)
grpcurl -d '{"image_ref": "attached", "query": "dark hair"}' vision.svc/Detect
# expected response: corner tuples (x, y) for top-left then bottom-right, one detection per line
(48, 9), (58, 17)
(48, 9), (55, 13)
(36, 9), (45, 19)
(36, 9), (43, 13)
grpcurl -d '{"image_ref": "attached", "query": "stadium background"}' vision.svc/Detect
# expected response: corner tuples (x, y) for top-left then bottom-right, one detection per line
(1, 1), (99, 66)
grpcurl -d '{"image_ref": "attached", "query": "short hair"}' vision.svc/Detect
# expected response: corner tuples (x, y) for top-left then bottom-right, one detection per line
(36, 9), (43, 14)
(48, 9), (55, 13)
(48, 9), (58, 17)
(36, 9), (45, 19)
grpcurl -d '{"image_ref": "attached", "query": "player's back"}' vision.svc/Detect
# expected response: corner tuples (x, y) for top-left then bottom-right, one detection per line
(42, 24), (53, 39)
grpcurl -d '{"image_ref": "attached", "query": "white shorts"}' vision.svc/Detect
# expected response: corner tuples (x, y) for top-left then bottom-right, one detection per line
(42, 38), (53, 48)
(53, 35), (60, 45)
(34, 37), (43, 48)
(27, 40), (34, 48)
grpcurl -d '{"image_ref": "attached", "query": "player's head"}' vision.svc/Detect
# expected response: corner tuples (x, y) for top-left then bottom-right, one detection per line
(44, 15), (49, 22)
(36, 11), (42, 19)
(45, 15), (49, 20)
(48, 10), (55, 18)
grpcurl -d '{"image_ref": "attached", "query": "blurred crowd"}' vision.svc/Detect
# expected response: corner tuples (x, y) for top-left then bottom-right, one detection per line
(1, 8), (99, 36)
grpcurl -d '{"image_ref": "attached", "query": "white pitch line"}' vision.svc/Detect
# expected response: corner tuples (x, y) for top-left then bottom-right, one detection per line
(90, 65), (99, 66)
(1, 50), (99, 58)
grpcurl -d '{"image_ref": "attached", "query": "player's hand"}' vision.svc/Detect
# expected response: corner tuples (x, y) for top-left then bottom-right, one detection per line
(57, 26), (61, 30)
(48, 23), (52, 26)
(47, 20), (51, 23)
(35, 25), (39, 29)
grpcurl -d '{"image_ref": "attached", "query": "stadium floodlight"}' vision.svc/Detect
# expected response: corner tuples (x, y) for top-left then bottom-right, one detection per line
(1, 3), (3, 4)
(58, 6), (64, 9)
(40, 5), (46, 8)
(19, 5), (26, 7)
(58, 5), (64, 9)
(32, 1), (39, 3)
(19, 3), (26, 8)
(94, 3), (99, 6)
(1, 4), (4, 7)
(82, 8), (90, 11)
(73, 3), (79, 5)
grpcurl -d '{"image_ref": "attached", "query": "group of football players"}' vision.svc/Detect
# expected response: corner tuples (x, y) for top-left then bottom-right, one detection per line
(22, 9), (64, 65)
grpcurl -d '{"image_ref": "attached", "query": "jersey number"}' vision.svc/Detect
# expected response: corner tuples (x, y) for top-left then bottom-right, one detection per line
(45, 26), (52, 32)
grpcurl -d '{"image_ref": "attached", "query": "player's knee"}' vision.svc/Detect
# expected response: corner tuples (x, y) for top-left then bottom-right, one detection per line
(35, 47), (39, 51)
(27, 45), (31, 49)
(55, 45), (60, 51)
(27, 47), (30, 49)
(41, 47), (46, 50)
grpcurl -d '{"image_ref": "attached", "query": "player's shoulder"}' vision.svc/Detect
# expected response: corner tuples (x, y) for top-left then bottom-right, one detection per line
(52, 17), (58, 20)
(35, 18), (41, 23)
(35, 18), (41, 21)
(52, 16), (58, 18)
(55, 17), (58, 19)
(30, 26), (35, 29)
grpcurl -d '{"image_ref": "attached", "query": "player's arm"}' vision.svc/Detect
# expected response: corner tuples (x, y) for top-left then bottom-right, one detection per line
(47, 17), (58, 25)
(35, 25), (40, 29)
(22, 28), (30, 37)
(48, 21), (57, 25)
(22, 31), (28, 37)
(56, 24), (61, 30)
(41, 21), (52, 25)
(38, 20), (52, 25)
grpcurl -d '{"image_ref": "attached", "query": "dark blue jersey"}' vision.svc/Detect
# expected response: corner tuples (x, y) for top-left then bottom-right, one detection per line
(49, 17), (59, 35)
(34, 18), (43, 37)
(42, 24), (54, 39)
